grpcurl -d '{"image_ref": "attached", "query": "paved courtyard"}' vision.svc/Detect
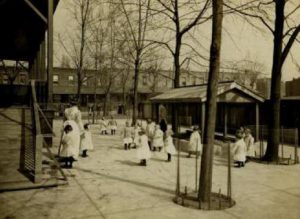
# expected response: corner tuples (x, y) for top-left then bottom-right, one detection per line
(0, 119), (300, 219)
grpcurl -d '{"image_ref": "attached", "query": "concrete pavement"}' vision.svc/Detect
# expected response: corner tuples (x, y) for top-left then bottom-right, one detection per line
(0, 119), (300, 219)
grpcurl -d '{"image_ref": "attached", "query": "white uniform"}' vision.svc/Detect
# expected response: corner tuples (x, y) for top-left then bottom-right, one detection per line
(62, 120), (80, 159)
(152, 128), (164, 148)
(108, 119), (117, 131)
(137, 134), (152, 160)
(60, 133), (76, 158)
(133, 126), (141, 145)
(146, 123), (155, 143)
(233, 138), (247, 162)
(64, 106), (84, 134)
(244, 134), (255, 157)
(188, 131), (202, 153)
(164, 135), (177, 155)
(81, 130), (94, 151)
(123, 126), (133, 144)
(99, 119), (108, 133)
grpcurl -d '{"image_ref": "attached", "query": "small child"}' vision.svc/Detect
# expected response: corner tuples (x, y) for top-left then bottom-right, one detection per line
(136, 130), (152, 166)
(60, 125), (76, 168)
(233, 129), (247, 168)
(132, 122), (142, 149)
(152, 124), (164, 152)
(99, 117), (108, 135)
(164, 129), (177, 162)
(244, 128), (255, 161)
(81, 123), (94, 158)
(187, 126), (202, 158)
(122, 121), (133, 150)
(108, 116), (118, 135)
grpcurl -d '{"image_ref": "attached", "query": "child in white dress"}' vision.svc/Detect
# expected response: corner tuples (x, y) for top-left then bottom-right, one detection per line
(60, 125), (76, 168)
(136, 130), (152, 166)
(164, 129), (177, 162)
(233, 129), (247, 168)
(152, 125), (164, 152)
(81, 123), (94, 157)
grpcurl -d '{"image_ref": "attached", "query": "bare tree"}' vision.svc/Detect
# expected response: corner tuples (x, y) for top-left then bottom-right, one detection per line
(199, 0), (224, 203)
(225, 0), (300, 161)
(119, 0), (153, 125)
(58, 0), (94, 105)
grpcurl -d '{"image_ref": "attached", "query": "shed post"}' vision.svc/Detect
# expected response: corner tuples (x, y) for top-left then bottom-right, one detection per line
(201, 102), (205, 141)
(223, 104), (228, 138)
(255, 103), (260, 141)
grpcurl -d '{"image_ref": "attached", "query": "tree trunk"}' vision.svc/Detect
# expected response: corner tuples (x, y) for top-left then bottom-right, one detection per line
(171, 34), (182, 134)
(132, 58), (140, 126)
(77, 72), (82, 106)
(264, 1), (285, 162)
(199, 0), (223, 202)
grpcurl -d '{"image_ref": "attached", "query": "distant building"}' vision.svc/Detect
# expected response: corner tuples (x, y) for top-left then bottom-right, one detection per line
(286, 77), (300, 96)
(256, 77), (285, 98)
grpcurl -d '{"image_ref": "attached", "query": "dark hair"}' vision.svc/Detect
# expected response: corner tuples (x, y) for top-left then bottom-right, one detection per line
(64, 124), (73, 132)
(84, 123), (89, 130)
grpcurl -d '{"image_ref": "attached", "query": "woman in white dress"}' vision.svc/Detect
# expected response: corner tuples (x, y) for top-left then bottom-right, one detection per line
(164, 129), (177, 162)
(136, 130), (152, 166)
(152, 125), (164, 152)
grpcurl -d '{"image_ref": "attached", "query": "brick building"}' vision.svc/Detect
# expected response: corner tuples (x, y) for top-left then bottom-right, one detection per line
(286, 77), (300, 96)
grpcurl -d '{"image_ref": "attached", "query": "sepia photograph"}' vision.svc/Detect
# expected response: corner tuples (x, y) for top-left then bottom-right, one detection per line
(0, 0), (300, 218)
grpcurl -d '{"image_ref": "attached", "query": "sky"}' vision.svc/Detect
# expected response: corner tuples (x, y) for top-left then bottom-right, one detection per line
(53, 0), (300, 82)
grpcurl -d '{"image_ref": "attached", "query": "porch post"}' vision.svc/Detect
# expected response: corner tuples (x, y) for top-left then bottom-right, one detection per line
(47, 0), (53, 105)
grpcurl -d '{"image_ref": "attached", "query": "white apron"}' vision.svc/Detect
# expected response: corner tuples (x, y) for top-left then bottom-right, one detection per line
(137, 135), (152, 160)
(81, 131), (94, 151)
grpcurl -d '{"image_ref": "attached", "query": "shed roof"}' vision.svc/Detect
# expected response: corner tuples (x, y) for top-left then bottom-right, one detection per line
(150, 81), (265, 103)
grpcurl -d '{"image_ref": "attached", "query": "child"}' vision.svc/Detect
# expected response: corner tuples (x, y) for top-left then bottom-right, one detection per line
(244, 128), (255, 161)
(108, 116), (118, 135)
(136, 130), (152, 166)
(187, 126), (202, 158)
(60, 125), (76, 168)
(146, 119), (155, 150)
(132, 122), (142, 149)
(152, 124), (164, 151)
(164, 129), (177, 162)
(99, 117), (108, 135)
(122, 121), (133, 150)
(233, 129), (247, 168)
(81, 123), (94, 158)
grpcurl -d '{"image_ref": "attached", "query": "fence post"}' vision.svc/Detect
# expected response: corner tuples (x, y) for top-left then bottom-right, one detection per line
(281, 126), (284, 160)
(227, 142), (232, 202)
(295, 128), (298, 164)
(175, 138), (181, 198)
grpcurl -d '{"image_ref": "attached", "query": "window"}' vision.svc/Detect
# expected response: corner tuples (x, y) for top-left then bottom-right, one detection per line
(53, 75), (59, 84)
(181, 77), (186, 86)
(142, 75), (147, 85)
(97, 78), (102, 86)
(19, 74), (27, 84)
(68, 75), (74, 81)
(2, 74), (8, 84)
(82, 76), (88, 86)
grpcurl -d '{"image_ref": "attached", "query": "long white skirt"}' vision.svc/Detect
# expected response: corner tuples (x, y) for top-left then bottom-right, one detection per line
(137, 145), (152, 160)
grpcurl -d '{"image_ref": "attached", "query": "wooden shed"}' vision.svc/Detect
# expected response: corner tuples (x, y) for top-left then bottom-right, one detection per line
(149, 81), (265, 140)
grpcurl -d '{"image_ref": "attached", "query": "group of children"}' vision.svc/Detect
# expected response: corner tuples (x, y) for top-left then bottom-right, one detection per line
(233, 127), (255, 168)
(60, 103), (94, 168)
(99, 116), (118, 135)
(121, 119), (177, 166)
